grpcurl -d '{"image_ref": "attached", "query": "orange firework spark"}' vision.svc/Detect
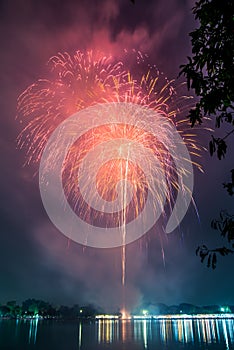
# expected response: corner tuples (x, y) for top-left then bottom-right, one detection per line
(17, 50), (184, 162)
(17, 51), (128, 162)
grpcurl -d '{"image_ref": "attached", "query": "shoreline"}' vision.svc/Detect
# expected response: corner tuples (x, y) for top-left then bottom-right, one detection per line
(1, 313), (234, 321)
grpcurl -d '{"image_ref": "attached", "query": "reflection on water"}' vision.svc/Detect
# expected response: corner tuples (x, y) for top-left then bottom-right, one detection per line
(92, 317), (234, 349)
(1, 317), (234, 349)
(14, 318), (39, 344)
(97, 319), (120, 344)
(78, 321), (82, 349)
(28, 318), (39, 344)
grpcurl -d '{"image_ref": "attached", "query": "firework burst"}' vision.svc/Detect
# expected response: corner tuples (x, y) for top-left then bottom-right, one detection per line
(17, 50), (202, 303)
(18, 50), (200, 220)
(17, 50), (191, 162)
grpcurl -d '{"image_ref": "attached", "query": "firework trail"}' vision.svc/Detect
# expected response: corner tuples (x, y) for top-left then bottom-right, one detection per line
(17, 50), (202, 314)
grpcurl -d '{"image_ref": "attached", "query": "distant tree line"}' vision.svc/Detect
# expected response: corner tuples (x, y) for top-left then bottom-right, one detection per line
(0, 299), (233, 318)
(0, 299), (102, 319)
(134, 302), (233, 315)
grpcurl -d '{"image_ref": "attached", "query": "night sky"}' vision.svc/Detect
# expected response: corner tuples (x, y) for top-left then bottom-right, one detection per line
(0, 0), (233, 312)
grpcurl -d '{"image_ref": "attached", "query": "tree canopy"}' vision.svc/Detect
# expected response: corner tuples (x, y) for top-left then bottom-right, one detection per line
(180, 0), (234, 157)
(179, 0), (234, 267)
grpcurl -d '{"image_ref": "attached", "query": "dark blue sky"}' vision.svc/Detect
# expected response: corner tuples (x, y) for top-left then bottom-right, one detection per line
(0, 0), (233, 312)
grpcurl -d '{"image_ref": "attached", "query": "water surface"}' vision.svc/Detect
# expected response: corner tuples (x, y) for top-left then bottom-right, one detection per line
(0, 317), (234, 349)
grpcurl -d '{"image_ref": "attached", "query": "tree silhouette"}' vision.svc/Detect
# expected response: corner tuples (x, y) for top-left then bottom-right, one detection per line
(179, 0), (234, 267)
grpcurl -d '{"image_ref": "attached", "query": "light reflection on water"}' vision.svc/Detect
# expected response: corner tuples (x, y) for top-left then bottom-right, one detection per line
(90, 318), (234, 348)
(28, 318), (39, 344)
(1, 317), (234, 349)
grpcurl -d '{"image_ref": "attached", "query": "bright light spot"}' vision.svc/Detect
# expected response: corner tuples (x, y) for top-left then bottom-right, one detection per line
(96, 315), (119, 319)
(121, 309), (131, 319)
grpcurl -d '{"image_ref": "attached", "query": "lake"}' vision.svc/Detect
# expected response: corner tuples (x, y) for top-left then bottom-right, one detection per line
(0, 317), (234, 349)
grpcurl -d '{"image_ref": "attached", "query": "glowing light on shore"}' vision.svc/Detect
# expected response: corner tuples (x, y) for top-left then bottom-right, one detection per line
(120, 309), (131, 320)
